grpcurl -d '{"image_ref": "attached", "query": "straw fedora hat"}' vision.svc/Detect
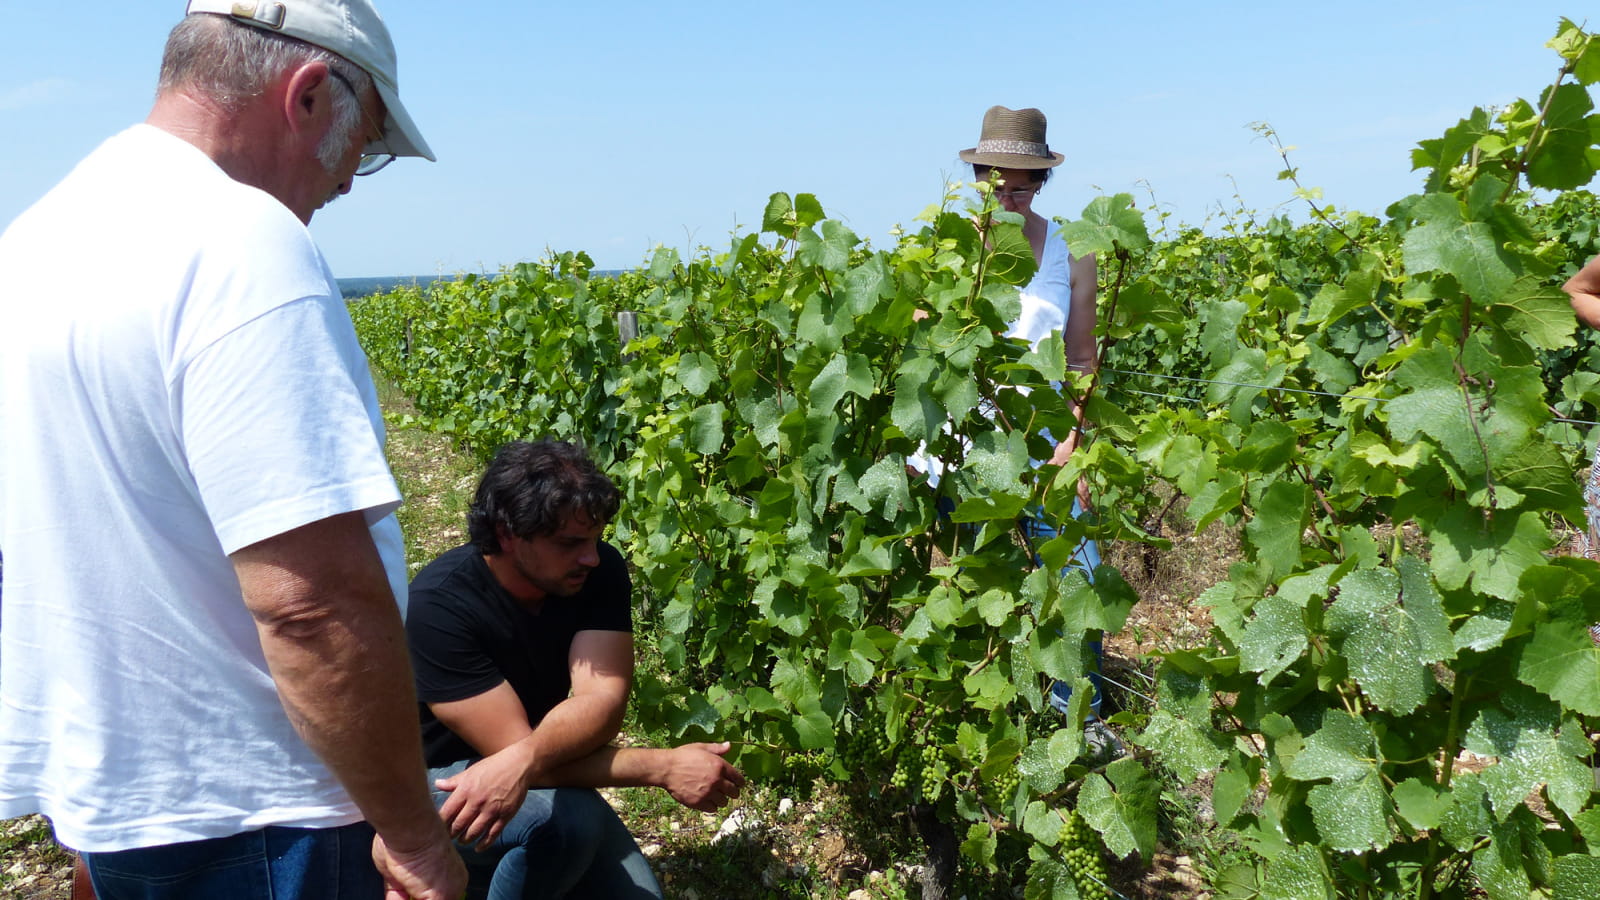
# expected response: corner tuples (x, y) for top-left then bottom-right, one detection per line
(958, 105), (1063, 169)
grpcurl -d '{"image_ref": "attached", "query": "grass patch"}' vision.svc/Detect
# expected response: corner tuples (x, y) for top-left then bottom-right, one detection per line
(372, 368), (483, 573)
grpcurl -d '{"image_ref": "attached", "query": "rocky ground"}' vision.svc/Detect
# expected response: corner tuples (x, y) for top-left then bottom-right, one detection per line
(0, 816), (73, 899)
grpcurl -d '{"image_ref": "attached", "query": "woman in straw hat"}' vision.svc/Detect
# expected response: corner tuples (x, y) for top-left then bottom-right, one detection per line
(959, 106), (1117, 752)
(958, 105), (1098, 379)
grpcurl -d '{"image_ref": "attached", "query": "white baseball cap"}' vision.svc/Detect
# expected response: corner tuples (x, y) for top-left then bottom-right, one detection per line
(184, 0), (435, 161)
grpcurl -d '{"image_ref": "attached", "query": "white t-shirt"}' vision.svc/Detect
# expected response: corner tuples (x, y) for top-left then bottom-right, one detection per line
(0, 125), (406, 852)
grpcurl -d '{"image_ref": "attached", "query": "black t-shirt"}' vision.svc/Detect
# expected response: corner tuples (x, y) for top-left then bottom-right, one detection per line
(405, 541), (633, 769)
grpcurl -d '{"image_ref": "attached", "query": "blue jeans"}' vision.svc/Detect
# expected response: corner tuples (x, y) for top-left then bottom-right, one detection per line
(430, 760), (661, 900)
(83, 822), (380, 900)
(1018, 508), (1106, 718)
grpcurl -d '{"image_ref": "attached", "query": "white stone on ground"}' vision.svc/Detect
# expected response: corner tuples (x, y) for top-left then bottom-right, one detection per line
(712, 808), (761, 844)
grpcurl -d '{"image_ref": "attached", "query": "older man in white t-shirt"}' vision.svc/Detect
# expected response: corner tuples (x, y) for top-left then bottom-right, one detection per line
(0, 4), (465, 899)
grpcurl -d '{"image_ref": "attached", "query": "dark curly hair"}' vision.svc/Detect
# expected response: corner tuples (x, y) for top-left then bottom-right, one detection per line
(466, 440), (620, 554)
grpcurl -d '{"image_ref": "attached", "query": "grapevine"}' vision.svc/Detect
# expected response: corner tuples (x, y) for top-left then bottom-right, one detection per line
(353, 20), (1600, 898)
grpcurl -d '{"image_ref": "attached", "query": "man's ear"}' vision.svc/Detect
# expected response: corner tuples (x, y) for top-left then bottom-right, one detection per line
(279, 61), (336, 140)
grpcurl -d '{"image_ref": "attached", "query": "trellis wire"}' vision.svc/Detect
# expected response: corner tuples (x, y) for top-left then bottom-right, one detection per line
(1097, 365), (1600, 434)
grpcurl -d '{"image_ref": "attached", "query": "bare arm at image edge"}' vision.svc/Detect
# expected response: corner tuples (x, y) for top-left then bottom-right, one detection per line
(232, 511), (464, 900)
(1565, 255), (1600, 330)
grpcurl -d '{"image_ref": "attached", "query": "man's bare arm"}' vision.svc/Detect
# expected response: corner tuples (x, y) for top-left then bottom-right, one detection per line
(427, 629), (634, 846)
(232, 511), (463, 899)
(537, 742), (745, 812)
(429, 630), (633, 770)
(1565, 255), (1600, 330)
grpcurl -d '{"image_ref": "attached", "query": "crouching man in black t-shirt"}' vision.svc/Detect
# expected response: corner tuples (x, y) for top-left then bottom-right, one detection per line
(406, 440), (744, 898)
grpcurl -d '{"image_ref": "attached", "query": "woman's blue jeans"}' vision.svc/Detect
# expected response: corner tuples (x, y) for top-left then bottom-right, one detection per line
(82, 821), (380, 900)
(934, 494), (1107, 718)
(430, 760), (661, 900)
(1018, 508), (1106, 718)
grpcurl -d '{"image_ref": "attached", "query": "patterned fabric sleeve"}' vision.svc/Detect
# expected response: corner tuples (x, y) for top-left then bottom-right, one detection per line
(1582, 441), (1600, 645)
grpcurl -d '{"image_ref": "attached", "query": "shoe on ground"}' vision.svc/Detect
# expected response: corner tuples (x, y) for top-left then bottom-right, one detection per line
(1080, 719), (1125, 766)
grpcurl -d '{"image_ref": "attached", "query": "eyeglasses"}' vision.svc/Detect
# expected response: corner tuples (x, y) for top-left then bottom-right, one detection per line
(991, 185), (1038, 200)
(326, 67), (396, 176)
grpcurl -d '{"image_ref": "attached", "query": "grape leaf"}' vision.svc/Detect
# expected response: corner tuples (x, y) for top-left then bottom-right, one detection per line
(806, 354), (869, 419)
(1471, 808), (1546, 900)
(1238, 593), (1309, 687)
(1058, 193), (1150, 257)
(1463, 686), (1595, 819)
(891, 371), (944, 442)
(1387, 344), (1482, 480)
(1134, 708), (1227, 784)
(1078, 757), (1158, 861)
(1023, 801), (1065, 846)
(1199, 300), (1250, 366)
(845, 253), (893, 314)
(967, 429), (1030, 494)
(1019, 726), (1082, 794)
(762, 192), (795, 237)
(986, 216), (1038, 285)
(1286, 709), (1378, 784)
(1306, 260), (1381, 327)
(1430, 507), (1553, 601)
(1260, 843), (1334, 900)
(1552, 854), (1600, 900)
(959, 822), (997, 871)
(1491, 275), (1579, 351)
(1024, 856), (1083, 900)
(1018, 330), (1067, 382)
(1516, 618), (1600, 716)
(1526, 83), (1599, 190)
(1212, 756), (1257, 826)
(677, 351), (718, 397)
(797, 219), (858, 273)
(794, 193), (826, 228)
(1391, 778), (1450, 831)
(1307, 774), (1396, 853)
(855, 455), (911, 519)
(1402, 193), (1520, 301)
(1325, 560), (1453, 714)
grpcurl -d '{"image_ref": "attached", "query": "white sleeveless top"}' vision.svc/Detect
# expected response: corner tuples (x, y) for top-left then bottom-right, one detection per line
(1009, 221), (1075, 346)
(909, 222), (1074, 484)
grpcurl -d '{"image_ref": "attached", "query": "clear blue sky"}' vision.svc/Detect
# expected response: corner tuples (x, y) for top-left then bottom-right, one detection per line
(1, 2), (1591, 276)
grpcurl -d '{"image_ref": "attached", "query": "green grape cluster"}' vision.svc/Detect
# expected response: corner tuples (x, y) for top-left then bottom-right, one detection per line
(888, 755), (909, 789)
(1061, 810), (1110, 900)
(776, 749), (826, 800)
(840, 715), (892, 778)
(888, 746), (921, 792)
(987, 765), (1021, 806)
(918, 744), (946, 801)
